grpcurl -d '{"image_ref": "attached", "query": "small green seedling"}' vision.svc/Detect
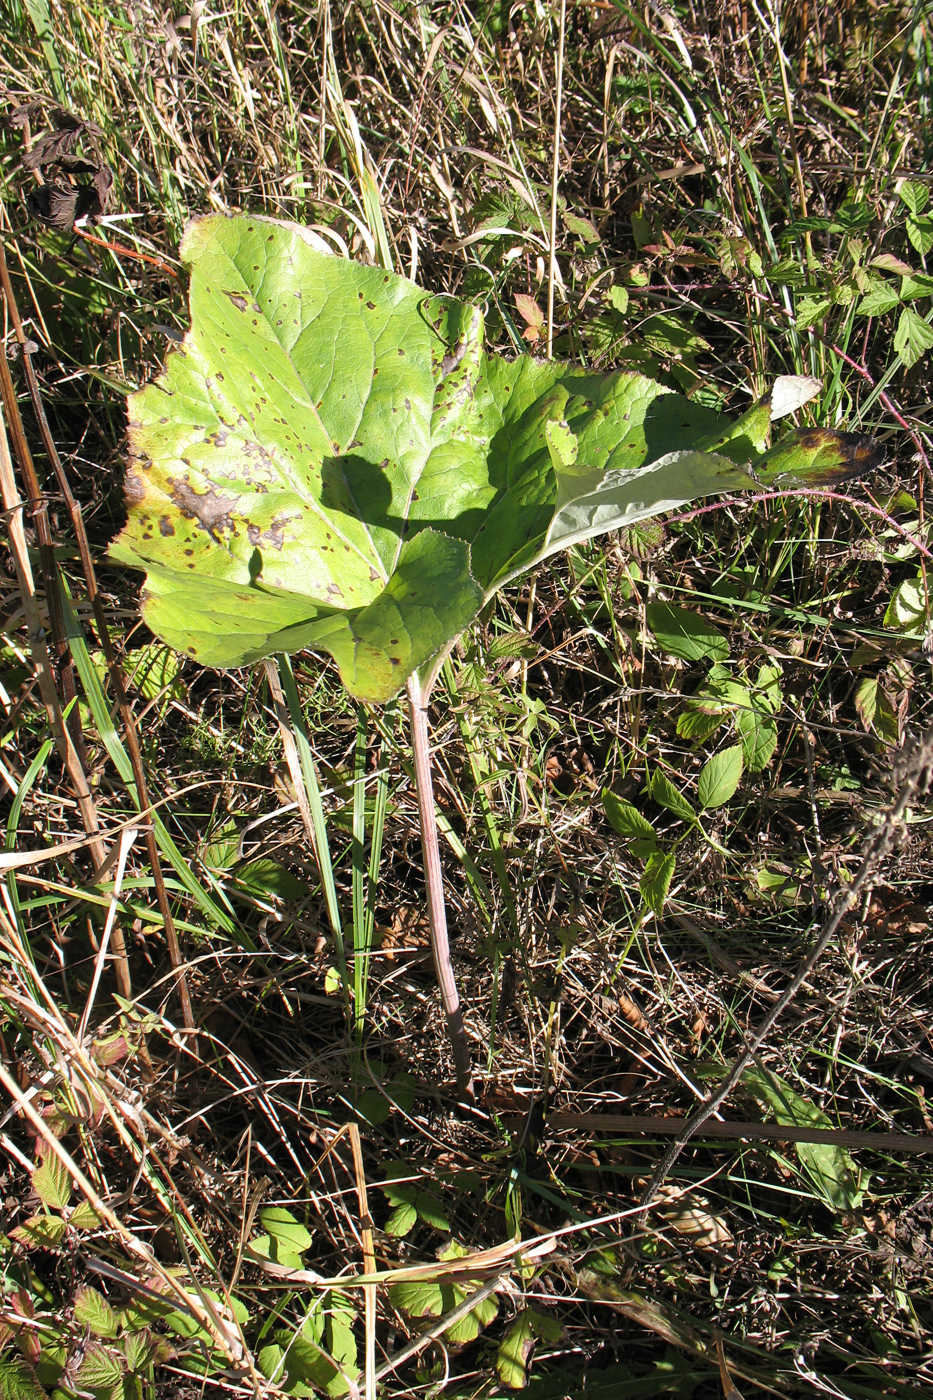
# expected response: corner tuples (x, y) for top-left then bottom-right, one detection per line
(110, 214), (879, 1092)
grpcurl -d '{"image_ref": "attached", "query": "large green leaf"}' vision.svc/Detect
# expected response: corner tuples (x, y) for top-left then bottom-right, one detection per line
(111, 214), (880, 702)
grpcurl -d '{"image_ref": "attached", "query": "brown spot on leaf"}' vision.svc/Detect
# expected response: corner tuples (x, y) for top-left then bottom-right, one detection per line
(158, 516), (175, 537)
(794, 428), (884, 482)
(223, 291), (249, 312)
(170, 478), (239, 537)
(124, 472), (146, 505)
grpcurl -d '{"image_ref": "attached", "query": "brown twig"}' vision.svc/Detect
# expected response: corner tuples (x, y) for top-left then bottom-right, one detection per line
(546, 1113), (933, 1156)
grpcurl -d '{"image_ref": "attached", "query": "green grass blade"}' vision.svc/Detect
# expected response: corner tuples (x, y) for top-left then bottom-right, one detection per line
(60, 587), (245, 942)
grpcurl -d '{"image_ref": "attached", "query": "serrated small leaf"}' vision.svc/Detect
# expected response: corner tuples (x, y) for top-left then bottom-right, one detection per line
(258, 1206), (313, 1258)
(871, 252), (915, 276)
(854, 675), (878, 730)
(68, 1200), (102, 1230)
(258, 1343), (288, 1386)
(697, 744), (744, 808)
(640, 850), (676, 915)
(390, 1251), (498, 1347)
(75, 1341), (124, 1395)
(855, 279), (902, 317)
(514, 292), (545, 330)
(123, 1331), (156, 1374)
(380, 1171), (449, 1237)
(754, 662), (783, 711)
(900, 270), (933, 302)
(74, 1285), (120, 1338)
(907, 213), (933, 257)
(893, 306), (933, 369)
(609, 283), (629, 315)
(884, 576), (927, 632)
(384, 1201), (417, 1237)
(795, 294), (832, 329)
(898, 180), (929, 216)
(11, 1214), (68, 1249)
(564, 211), (600, 242)
(496, 1309), (562, 1390)
(645, 602), (729, 662)
(0, 1357), (48, 1400)
(646, 770), (696, 822)
(602, 792), (656, 843)
(91, 1031), (134, 1068)
(735, 706), (778, 771)
(676, 707), (726, 743)
(32, 1154), (72, 1212)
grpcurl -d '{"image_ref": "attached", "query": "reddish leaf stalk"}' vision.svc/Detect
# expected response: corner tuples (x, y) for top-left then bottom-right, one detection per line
(407, 672), (473, 1097)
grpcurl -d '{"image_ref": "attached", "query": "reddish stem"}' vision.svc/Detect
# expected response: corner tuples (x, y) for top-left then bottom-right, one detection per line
(407, 672), (473, 1097)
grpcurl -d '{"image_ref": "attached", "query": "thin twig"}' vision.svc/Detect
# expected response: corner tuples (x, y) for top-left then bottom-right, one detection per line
(546, 0), (567, 359)
(547, 1113), (933, 1155)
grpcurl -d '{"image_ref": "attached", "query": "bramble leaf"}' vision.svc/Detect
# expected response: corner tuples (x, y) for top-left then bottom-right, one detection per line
(111, 214), (881, 702)
(645, 602), (729, 662)
(73, 1286), (121, 1339)
(697, 743), (744, 809)
(390, 1242), (499, 1344)
(640, 850), (676, 915)
(31, 1153), (71, 1212)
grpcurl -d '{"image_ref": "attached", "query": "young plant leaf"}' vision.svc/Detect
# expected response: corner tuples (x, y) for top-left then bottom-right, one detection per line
(893, 306), (933, 369)
(697, 743), (744, 809)
(10, 1214), (68, 1249)
(640, 849), (676, 915)
(73, 1286), (120, 1339)
(602, 792), (656, 843)
(31, 1153), (72, 1212)
(110, 214), (881, 702)
(0, 1357), (48, 1400)
(380, 1163), (450, 1237)
(645, 602), (729, 662)
(496, 1308), (562, 1389)
(389, 1241), (498, 1345)
(74, 1343), (124, 1396)
(646, 769), (696, 823)
(248, 1205), (313, 1269)
(742, 1067), (865, 1213)
(735, 705), (778, 771)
